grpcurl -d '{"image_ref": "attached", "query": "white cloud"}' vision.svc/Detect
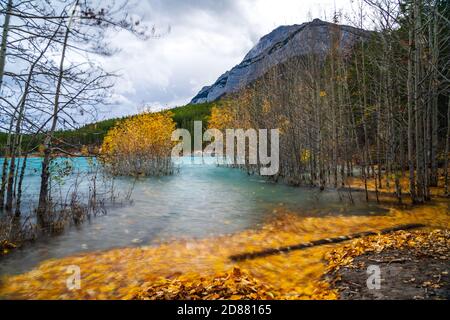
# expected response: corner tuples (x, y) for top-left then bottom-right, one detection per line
(95, 0), (354, 119)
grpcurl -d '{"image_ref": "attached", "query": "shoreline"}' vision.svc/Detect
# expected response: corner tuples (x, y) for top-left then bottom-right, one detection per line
(0, 202), (448, 300)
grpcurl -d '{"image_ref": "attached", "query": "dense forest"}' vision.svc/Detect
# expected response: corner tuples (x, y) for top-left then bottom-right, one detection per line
(208, 0), (450, 203)
(0, 101), (215, 153)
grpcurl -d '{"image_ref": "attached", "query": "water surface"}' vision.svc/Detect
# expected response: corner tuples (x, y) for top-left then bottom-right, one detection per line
(0, 157), (383, 276)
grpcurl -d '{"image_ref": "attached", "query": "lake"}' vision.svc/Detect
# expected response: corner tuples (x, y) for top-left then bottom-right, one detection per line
(0, 157), (384, 276)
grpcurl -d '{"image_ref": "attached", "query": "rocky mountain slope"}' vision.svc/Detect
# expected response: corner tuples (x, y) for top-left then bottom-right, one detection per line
(191, 19), (369, 104)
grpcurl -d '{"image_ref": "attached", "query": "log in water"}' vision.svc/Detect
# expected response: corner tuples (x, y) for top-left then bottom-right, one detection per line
(229, 223), (425, 261)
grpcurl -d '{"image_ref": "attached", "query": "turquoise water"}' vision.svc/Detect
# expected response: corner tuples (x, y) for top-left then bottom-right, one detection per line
(0, 157), (383, 276)
(0, 157), (98, 214)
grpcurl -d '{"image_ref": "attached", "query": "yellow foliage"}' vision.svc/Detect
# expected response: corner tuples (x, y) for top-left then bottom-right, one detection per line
(347, 173), (448, 197)
(0, 202), (448, 300)
(300, 149), (311, 163)
(262, 99), (271, 114)
(325, 229), (449, 274)
(208, 100), (253, 131)
(126, 267), (275, 300)
(208, 105), (236, 131)
(38, 144), (46, 155)
(102, 112), (175, 158)
(80, 145), (89, 156)
(0, 241), (17, 256)
(100, 112), (176, 175)
(278, 116), (290, 135)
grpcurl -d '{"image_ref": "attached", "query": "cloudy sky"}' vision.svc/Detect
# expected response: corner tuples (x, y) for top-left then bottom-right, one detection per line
(98, 0), (355, 119)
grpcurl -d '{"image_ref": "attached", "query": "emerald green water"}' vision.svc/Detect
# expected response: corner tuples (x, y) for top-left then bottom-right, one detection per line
(0, 157), (384, 276)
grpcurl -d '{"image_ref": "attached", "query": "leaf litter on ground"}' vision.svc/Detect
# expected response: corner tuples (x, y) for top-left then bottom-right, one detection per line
(0, 201), (448, 300)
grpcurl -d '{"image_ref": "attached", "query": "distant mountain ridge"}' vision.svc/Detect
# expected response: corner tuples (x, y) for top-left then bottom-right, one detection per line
(191, 19), (369, 104)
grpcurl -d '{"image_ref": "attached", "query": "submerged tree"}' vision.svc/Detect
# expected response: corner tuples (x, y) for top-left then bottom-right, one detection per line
(207, 1), (449, 203)
(0, 0), (153, 229)
(101, 112), (176, 177)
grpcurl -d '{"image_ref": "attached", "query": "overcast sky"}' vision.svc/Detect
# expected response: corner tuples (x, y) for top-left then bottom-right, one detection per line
(98, 0), (355, 119)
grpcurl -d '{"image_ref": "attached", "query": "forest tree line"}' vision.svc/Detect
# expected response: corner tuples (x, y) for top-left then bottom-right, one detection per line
(0, 101), (214, 154)
(208, 0), (450, 203)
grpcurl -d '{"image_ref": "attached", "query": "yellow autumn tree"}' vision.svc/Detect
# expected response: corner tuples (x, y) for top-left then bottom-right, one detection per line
(208, 104), (236, 131)
(208, 99), (252, 131)
(101, 112), (176, 176)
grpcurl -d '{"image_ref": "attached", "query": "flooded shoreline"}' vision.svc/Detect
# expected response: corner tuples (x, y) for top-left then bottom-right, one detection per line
(0, 157), (386, 277)
(1, 202), (448, 300)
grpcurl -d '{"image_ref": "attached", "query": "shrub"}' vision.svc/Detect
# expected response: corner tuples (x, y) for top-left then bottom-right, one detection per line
(101, 112), (176, 176)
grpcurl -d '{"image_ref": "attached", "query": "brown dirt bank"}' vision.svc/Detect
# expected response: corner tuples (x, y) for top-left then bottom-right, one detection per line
(324, 229), (449, 300)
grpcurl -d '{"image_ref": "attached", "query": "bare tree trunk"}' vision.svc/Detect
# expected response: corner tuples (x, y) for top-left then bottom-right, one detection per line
(414, 0), (424, 203)
(0, 111), (16, 211)
(445, 98), (450, 196)
(407, 6), (417, 203)
(15, 153), (27, 217)
(5, 25), (58, 212)
(37, 2), (79, 226)
(430, 7), (439, 187)
(0, 0), (13, 212)
(0, 0), (12, 90)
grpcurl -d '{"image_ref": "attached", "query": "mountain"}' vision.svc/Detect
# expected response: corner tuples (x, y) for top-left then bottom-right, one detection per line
(191, 19), (369, 104)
